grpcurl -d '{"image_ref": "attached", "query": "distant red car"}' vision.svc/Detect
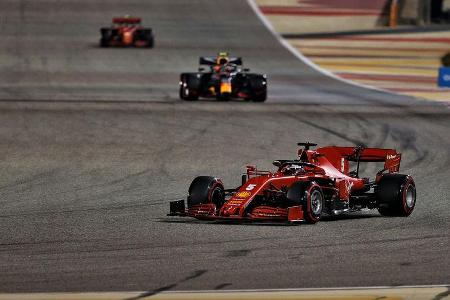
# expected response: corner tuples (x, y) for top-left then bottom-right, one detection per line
(100, 16), (154, 48)
(169, 143), (416, 223)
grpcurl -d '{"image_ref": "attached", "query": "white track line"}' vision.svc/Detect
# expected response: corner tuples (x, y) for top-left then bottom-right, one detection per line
(162, 284), (450, 294)
(246, 0), (402, 96)
(1, 285), (448, 300)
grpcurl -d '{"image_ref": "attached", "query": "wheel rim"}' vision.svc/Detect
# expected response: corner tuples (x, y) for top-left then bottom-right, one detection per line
(405, 185), (416, 208)
(310, 189), (323, 215)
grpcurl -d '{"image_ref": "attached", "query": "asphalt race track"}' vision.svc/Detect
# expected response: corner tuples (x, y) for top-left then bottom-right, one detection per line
(0, 0), (449, 293)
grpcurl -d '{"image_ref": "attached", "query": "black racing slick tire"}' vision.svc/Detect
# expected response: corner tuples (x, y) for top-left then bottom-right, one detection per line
(147, 36), (154, 48)
(179, 73), (201, 101)
(188, 176), (225, 208)
(375, 174), (416, 217)
(287, 182), (324, 224)
(100, 28), (112, 47)
(140, 29), (154, 48)
(248, 74), (267, 102)
(100, 39), (109, 47)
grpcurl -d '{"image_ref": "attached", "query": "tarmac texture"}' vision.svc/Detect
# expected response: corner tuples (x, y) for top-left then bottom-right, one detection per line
(0, 0), (448, 294)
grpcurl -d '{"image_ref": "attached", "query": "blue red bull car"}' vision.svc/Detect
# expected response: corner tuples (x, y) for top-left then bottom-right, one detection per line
(179, 52), (267, 102)
(100, 16), (154, 48)
(168, 143), (416, 223)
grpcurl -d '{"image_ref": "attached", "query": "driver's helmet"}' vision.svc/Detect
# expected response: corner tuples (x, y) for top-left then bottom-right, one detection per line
(124, 14), (131, 23)
(216, 52), (229, 65)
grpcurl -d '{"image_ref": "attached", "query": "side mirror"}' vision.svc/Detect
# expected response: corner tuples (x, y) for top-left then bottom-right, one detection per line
(243, 68), (250, 72)
(198, 67), (205, 72)
(241, 174), (248, 185)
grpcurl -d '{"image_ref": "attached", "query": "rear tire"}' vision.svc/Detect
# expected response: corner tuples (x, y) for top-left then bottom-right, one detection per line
(248, 75), (267, 102)
(376, 174), (416, 216)
(140, 29), (154, 48)
(100, 39), (109, 47)
(188, 176), (225, 208)
(287, 182), (323, 223)
(100, 28), (113, 47)
(179, 73), (201, 101)
(147, 36), (154, 48)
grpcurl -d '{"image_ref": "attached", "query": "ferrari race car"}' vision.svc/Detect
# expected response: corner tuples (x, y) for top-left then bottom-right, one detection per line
(169, 143), (416, 224)
(100, 16), (154, 48)
(179, 52), (267, 102)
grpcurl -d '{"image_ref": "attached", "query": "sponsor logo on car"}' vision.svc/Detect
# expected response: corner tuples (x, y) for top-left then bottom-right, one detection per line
(235, 191), (251, 198)
(227, 200), (245, 205)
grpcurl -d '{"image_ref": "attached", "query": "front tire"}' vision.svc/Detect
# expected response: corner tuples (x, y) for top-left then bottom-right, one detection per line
(188, 176), (225, 208)
(248, 75), (267, 102)
(376, 174), (416, 216)
(179, 73), (201, 101)
(287, 182), (323, 223)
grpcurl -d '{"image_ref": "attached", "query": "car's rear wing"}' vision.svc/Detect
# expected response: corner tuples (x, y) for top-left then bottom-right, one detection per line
(199, 56), (242, 66)
(113, 17), (141, 24)
(317, 146), (401, 174)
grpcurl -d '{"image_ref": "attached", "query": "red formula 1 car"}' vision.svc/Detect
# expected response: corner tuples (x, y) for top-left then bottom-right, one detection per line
(100, 16), (154, 48)
(168, 143), (416, 224)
